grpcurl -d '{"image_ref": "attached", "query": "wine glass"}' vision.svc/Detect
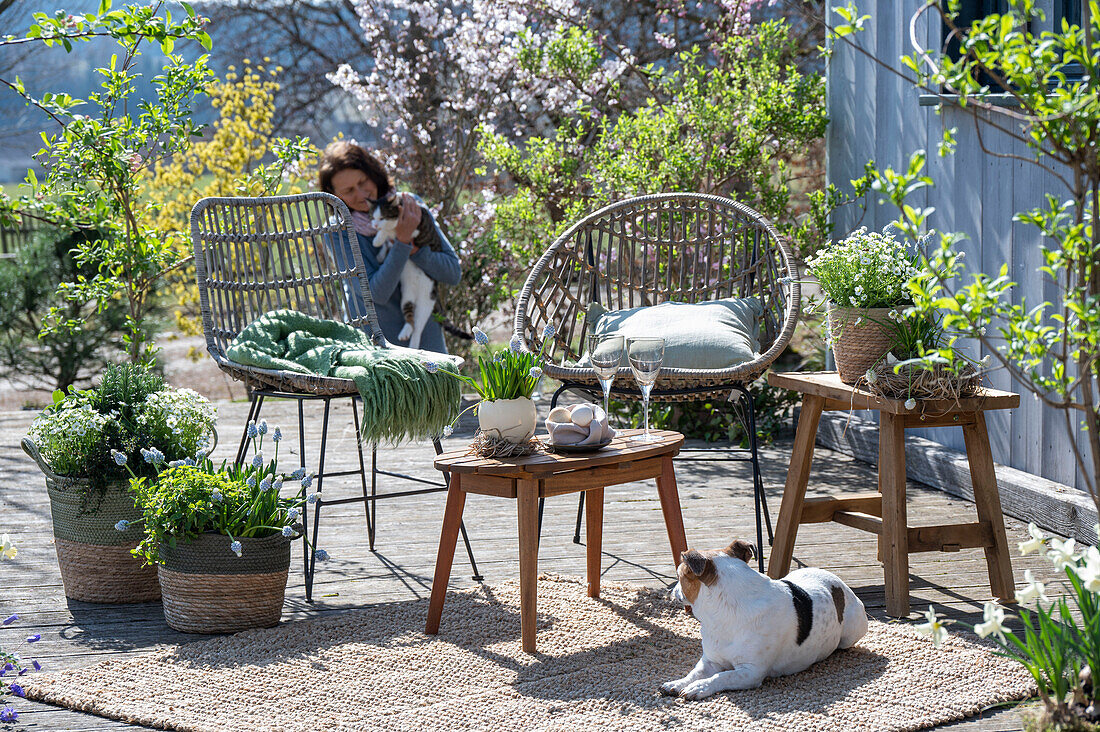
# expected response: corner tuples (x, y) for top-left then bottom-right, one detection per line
(587, 333), (624, 421)
(627, 337), (665, 442)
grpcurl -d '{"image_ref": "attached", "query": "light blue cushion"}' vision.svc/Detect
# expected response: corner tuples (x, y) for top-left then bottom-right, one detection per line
(583, 297), (763, 370)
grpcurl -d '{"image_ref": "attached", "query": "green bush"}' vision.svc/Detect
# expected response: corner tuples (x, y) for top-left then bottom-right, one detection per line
(609, 379), (798, 445)
(0, 227), (128, 393)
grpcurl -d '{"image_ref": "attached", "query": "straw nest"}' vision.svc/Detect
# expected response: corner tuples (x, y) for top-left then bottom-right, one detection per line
(862, 361), (982, 402)
(468, 432), (545, 458)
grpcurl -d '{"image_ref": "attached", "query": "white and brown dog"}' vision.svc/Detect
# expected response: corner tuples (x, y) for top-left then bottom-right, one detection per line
(662, 540), (868, 700)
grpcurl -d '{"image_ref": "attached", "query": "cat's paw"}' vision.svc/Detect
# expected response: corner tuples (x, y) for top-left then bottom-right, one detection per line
(397, 324), (413, 342)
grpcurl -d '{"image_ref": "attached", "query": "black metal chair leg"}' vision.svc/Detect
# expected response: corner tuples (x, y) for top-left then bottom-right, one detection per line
(458, 520), (483, 582)
(741, 388), (774, 546)
(297, 398), (310, 598)
(305, 398), (333, 603)
(369, 447), (378, 550)
(573, 492), (585, 544)
(350, 397), (375, 550)
(434, 437), (481, 580)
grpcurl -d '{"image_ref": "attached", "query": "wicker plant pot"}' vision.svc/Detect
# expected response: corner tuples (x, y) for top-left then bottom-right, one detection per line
(827, 304), (897, 385)
(157, 532), (292, 634)
(21, 437), (160, 604)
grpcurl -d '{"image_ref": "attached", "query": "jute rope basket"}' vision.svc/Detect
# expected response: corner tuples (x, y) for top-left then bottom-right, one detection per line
(22, 437), (160, 604)
(828, 304), (896, 385)
(157, 532), (293, 634)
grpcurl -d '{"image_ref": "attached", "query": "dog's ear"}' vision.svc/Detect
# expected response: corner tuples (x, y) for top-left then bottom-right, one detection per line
(724, 540), (756, 563)
(681, 549), (711, 577)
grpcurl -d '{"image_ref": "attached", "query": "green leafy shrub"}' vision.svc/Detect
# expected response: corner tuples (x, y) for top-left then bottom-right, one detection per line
(125, 420), (318, 566)
(0, 227), (128, 392)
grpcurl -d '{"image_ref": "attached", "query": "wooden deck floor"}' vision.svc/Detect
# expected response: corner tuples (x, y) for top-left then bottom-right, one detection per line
(0, 398), (1064, 731)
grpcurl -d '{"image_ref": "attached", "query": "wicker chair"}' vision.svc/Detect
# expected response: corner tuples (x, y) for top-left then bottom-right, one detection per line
(192, 192), (480, 600)
(514, 193), (800, 571)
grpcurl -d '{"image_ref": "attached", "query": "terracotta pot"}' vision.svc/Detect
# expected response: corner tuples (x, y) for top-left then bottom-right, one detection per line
(827, 303), (897, 385)
(477, 397), (538, 443)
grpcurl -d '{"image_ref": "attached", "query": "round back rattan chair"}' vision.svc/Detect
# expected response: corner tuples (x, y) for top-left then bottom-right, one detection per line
(513, 193), (800, 569)
(192, 192), (479, 599)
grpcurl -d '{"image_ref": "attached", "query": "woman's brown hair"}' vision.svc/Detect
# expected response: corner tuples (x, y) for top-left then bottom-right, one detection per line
(317, 140), (393, 198)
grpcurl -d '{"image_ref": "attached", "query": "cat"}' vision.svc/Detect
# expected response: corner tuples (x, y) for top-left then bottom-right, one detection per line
(371, 190), (443, 350)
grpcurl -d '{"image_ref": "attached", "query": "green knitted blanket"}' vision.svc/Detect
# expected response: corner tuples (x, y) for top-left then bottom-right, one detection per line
(226, 309), (461, 444)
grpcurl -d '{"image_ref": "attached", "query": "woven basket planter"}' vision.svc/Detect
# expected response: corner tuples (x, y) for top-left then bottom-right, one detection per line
(827, 304), (897, 385)
(21, 437), (160, 604)
(157, 532), (292, 634)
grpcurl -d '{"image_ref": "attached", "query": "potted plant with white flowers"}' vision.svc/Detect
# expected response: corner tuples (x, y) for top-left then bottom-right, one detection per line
(21, 363), (216, 603)
(427, 325), (555, 449)
(806, 226), (919, 384)
(122, 420), (322, 634)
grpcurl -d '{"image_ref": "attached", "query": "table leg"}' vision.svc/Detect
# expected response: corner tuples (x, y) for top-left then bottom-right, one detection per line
(517, 478), (540, 653)
(880, 412), (911, 617)
(426, 473), (467, 635)
(767, 394), (824, 579)
(963, 412), (1015, 604)
(655, 455), (688, 567)
(585, 487), (604, 598)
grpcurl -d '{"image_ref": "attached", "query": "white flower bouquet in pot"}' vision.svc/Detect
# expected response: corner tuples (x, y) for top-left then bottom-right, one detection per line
(806, 226), (919, 384)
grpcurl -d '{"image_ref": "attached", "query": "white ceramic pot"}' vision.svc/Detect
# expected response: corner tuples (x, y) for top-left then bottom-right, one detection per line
(477, 397), (538, 443)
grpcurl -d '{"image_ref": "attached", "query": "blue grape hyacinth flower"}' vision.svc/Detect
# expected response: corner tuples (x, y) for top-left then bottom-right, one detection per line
(230, 540), (243, 557)
(281, 526), (294, 538)
(114, 520), (130, 532)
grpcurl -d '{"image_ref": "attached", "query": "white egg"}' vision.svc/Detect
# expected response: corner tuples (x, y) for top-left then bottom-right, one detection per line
(548, 406), (571, 424)
(571, 404), (594, 427)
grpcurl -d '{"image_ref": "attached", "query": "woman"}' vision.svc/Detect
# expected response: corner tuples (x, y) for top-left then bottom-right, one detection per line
(318, 140), (461, 354)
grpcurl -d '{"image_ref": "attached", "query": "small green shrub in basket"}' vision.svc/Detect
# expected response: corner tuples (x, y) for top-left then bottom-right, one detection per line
(119, 419), (325, 565)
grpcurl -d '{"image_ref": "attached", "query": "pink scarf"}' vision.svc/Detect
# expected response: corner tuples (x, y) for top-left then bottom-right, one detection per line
(350, 210), (378, 238)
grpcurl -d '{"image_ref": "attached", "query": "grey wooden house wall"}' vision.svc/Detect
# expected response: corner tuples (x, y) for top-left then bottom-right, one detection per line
(825, 0), (1088, 492)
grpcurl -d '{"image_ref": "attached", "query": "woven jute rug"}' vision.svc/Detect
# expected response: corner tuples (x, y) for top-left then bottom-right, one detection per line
(24, 574), (1035, 731)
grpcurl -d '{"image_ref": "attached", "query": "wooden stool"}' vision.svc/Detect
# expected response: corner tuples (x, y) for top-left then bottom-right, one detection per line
(766, 371), (1020, 617)
(426, 429), (687, 653)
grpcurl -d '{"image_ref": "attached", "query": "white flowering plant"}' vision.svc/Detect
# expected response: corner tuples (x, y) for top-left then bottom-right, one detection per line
(807, 227), (919, 310)
(27, 363), (216, 490)
(428, 325), (554, 403)
(918, 523), (1100, 723)
(122, 420), (326, 566)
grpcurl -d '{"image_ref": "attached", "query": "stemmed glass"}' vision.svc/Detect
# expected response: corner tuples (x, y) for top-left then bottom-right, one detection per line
(627, 337), (665, 442)
(587, 333), (624, 421)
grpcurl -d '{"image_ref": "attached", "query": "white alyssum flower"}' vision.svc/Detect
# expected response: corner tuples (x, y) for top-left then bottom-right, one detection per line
(0, 534), (17, 560)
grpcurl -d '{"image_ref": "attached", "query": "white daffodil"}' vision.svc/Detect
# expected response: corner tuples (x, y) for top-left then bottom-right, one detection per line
(0, 534), (16, 561)
(1076, 546), (1100, 593)
(1015, 570), (1049, 604)
(974, 602), (1009, 642)
(915, 605), (950, 648)
(1047, 536), (1079, 571)
(1018, 522), (1045, 555)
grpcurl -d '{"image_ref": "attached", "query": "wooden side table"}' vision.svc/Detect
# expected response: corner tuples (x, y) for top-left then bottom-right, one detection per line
(426, 429), (686, 653)
(766, 371), (1020, 617)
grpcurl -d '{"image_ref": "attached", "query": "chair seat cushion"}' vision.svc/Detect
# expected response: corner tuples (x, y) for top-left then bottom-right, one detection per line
(582, 297), (763, 370)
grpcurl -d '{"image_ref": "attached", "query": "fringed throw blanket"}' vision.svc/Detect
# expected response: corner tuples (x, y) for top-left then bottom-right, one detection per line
(226, 309), (460, 444)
